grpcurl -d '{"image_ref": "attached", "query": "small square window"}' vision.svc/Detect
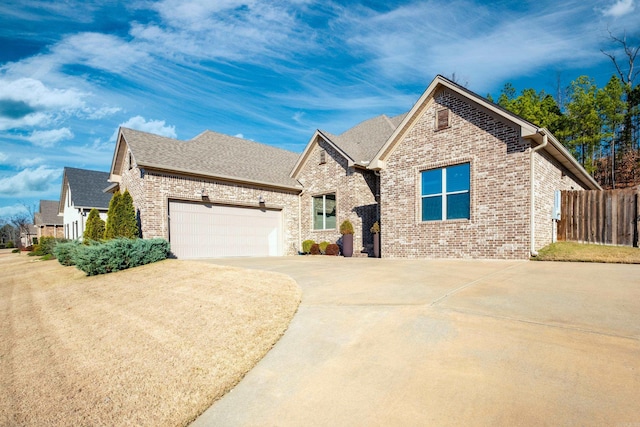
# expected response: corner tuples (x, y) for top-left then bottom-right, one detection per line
(319, 149), (326, 164)
(436, 108), (449, 131)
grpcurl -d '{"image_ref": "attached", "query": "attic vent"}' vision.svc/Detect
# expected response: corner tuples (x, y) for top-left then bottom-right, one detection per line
(436, 108), (450, 131)
(319, 149), (326, 164)
(128, 152), (133, 170)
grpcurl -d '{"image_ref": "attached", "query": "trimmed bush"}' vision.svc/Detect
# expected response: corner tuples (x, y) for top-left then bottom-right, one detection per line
(54, 241), (82, 266)
(325, 243), (340, 256)
(302, 239), (315, 254)
(339, 219), (354, 235)
(11, 248), (19, 253)
(319, 241), (330, 254)
(74, 238), (170, 276)
(6, 241), (15, 248)
(84, 208), (105, 242)
(310, 243), (321, 255)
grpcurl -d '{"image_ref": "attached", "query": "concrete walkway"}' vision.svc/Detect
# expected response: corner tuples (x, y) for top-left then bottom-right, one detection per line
(192, 257), (640, 426)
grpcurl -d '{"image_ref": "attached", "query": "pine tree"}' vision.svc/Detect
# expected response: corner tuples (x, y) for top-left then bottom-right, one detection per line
(104, 191), (121, 240)
(119, 190), (139, 239)
(84, 208), (105, 242)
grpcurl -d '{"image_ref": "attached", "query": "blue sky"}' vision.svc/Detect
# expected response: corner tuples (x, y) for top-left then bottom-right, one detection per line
(0, 0), (638, 218)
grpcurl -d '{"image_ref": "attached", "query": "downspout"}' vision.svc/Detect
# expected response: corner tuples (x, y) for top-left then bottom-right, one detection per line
(297, 181), (305, 255)
(530, 130), (548, 257)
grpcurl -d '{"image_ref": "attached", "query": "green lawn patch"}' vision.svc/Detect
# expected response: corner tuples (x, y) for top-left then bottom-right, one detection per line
(534, 242), (640, 264)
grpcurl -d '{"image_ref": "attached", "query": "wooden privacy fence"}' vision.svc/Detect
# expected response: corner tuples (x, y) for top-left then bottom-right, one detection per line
(557, 187), (639, 247)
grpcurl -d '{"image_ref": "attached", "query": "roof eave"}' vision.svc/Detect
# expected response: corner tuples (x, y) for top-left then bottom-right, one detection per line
(524, 129), (602, 191)
(291, 130), (355, 178)
(370, 75), (540, 167)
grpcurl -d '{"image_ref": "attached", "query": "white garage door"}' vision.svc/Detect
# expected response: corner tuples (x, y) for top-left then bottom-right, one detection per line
(169, 201), (283, 259)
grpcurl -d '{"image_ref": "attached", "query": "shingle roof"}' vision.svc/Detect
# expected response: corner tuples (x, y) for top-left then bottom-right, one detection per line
(121, 128), (301, 189)
(64, 167), (112, 209)
(35, 200), (62, 226)
(319, 113), (407, 165)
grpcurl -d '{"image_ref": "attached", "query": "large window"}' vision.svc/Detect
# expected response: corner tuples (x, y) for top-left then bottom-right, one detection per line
(421, 163), (470, 221)
(313, 194), (336, 230)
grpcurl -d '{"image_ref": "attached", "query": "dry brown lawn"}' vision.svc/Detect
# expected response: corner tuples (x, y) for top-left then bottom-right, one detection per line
(0, 250), (301, 426)
(534, 241), (640, 263)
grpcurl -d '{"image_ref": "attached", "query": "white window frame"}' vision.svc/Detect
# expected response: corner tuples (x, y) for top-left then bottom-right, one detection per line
(421, 163), (470, 221)
(312, 193), (336, 230)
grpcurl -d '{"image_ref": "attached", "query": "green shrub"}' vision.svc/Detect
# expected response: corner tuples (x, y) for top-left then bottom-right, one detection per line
(104, 190), (138, 240)
(11, 248), (19, 253)
(6, 241), (14, 248)
(325, 243), (340, 256)
(84, 208), (106, 242)
(31, 237), (67, 257)
(310, 243), (321, 255)
(74, 238), (170, 276)
(319, 241), (330, 254)
(339, 220), (354, 235)
(54, 241), (82, 266)
(302, 239), (315, 254)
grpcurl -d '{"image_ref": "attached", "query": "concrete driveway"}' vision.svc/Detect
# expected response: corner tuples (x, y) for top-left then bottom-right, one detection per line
(192, 257), (640, 426)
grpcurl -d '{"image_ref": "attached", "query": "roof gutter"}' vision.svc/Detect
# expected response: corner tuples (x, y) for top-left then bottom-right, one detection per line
(530, 130), (548, 257)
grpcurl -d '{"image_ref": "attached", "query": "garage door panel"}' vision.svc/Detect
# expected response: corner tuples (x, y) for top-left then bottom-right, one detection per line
(169, 201), (283, 259)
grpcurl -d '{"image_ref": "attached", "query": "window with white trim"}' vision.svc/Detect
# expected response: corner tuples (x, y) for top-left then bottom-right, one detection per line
(421, 163), (470, 221)
(313, 193), (336, 230)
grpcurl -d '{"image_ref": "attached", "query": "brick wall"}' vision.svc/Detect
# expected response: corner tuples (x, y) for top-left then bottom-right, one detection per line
(119, 146), (301, 255)
(296, 137), (378, 256)
(533, 149), (587, 250)
(381, 89), (531, 259)
(37, 225), (64, 239)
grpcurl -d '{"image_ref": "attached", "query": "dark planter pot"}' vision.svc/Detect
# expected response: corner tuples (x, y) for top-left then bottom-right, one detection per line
(342, 234), (353, 257)
(373, 232), (380, 258)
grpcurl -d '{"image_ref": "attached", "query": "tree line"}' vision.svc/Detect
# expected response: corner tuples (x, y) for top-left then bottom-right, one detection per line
(487, 33), (639, 189)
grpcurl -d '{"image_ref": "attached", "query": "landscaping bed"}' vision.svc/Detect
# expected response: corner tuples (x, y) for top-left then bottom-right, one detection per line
(0, 253), (301, 426)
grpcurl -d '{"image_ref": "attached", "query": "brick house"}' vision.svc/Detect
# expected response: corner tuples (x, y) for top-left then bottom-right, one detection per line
(59, 167), (111, 240)
(34, 200), (64, 239)
(108, 75), (599, 259)
(108, 128), (301, 258)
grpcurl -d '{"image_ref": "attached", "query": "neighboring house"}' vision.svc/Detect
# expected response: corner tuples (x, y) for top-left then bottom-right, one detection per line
(34, 200), (64, 239)
(59, 167), (112, 240)
(108, 75), (600, 259)
(20, 224), (37, 248)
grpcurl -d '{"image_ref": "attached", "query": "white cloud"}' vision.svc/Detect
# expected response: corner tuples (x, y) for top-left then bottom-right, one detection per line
(0, 203), (29, 217)
(83, 106), (122, 120)
(333, 0), (603, 92)
(234, 133), (244, 138)
(25, 127), (74, 147)
(0, 152), (7, 164)
(130, 1), (312, 64)
(0, 166), (61, 195)
(18, 157), (44, 167)
(0, 78), (87, 130)
(112, 116), (177, 141)
(50, 32), (150, 74)
(602, 0), (635, 17)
